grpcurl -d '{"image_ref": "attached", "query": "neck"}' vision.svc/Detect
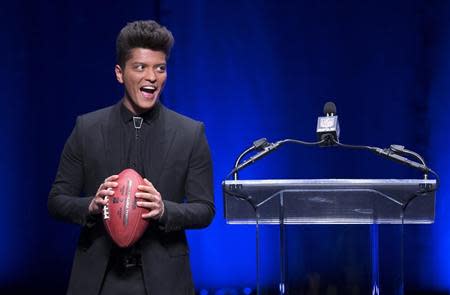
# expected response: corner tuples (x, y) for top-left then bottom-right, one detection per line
(122, 97), (145, 115)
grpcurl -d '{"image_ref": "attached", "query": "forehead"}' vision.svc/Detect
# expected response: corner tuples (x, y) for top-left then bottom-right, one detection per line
(126, 48), (167, 64)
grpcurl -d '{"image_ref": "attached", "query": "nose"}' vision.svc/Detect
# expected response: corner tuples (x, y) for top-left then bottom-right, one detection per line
(145, 69), (157, 83)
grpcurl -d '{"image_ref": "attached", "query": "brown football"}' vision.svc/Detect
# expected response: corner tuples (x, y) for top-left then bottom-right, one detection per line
(102, 168), (149, 248)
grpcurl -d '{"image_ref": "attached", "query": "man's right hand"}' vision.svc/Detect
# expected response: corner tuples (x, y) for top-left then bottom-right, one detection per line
(88, 175), (119, 215)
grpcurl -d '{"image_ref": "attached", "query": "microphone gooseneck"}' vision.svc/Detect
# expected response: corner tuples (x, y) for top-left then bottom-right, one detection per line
(232, 138), (270, 180)
(228, 101), (438, 187)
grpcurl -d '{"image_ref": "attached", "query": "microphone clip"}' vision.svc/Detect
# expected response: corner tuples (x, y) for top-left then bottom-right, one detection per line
(316, 115), (340, 146)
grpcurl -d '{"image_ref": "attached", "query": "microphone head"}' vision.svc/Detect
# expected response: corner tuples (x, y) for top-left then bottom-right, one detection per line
(323, 101), (337, 116)
(317, 101), (340, 146)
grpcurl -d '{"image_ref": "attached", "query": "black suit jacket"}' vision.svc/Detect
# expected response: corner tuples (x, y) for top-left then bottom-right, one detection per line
(48, 102), (215, 295)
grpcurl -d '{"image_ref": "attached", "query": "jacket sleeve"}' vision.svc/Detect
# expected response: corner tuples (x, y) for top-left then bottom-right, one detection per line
(48, 116), (94, 226)
(159, 123), (215, 232)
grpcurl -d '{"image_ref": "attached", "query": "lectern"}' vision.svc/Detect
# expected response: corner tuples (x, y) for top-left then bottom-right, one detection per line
(222, 179), (436, 295)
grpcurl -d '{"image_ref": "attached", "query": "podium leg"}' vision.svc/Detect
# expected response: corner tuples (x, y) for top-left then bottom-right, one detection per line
(399, 212), (405, 295)
(374, 222), (405, 295)
(371, 224), (380, 295)
(256, 209), (261, 295)
(279, 193), (286, 295)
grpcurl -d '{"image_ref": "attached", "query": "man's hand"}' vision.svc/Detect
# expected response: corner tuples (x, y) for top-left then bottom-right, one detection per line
(136, 178), (165, 220)
(88, 175), (119, 215)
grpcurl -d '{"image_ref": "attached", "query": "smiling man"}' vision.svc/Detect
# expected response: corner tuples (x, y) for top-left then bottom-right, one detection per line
(48, 20), (215, 295)
(116, 48), (167, 114)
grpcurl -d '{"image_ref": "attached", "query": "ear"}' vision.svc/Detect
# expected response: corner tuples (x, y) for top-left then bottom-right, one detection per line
(115, 64), (124, 84)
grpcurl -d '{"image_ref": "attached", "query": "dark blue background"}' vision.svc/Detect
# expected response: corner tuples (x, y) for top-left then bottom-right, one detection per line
(1, 0), (449, 294)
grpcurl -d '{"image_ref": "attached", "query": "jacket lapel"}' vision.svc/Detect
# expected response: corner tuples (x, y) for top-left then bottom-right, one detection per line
(102, 102), (125, 176)
(145, 105), (177, 187)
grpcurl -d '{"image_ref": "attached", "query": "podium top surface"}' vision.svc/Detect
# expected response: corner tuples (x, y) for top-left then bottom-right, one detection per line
(222, 179), (436, 224)
(223, 178), (435, 187)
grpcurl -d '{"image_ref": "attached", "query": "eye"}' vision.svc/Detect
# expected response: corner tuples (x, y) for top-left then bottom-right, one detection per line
(135, 64), (145, 71)
(156, 64), (166, 73)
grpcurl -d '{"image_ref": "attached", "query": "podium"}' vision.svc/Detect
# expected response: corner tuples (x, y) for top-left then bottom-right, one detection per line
(222, 179), (436, 295)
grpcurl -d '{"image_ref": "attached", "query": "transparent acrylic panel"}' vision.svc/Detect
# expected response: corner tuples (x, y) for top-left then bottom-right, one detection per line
(223, 179), (435, 225)
(284, 224), (373, 295)
(222, 179), (430, 295)
(255, 209), (404, 295)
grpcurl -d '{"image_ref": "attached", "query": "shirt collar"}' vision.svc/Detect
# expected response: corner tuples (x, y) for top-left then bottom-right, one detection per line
(120, 100), (161, 125)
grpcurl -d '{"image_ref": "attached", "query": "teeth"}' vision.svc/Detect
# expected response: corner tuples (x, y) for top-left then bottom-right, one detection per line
(141, 85), (157, 93)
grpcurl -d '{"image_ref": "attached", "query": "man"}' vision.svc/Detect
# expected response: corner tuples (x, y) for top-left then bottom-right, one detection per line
(48, 20), (215, 295)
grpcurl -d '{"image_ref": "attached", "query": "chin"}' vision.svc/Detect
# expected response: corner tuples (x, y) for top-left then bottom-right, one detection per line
(138, 99), (157, 111)
(125, 94), (159, 114)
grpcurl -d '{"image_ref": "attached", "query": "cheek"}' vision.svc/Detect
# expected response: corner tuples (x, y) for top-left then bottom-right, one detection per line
(159, 75), (167, 86)
(123, 77), (138, 89)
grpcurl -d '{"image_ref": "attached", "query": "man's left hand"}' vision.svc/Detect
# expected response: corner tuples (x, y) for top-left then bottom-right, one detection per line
(136, 178), (165, 220)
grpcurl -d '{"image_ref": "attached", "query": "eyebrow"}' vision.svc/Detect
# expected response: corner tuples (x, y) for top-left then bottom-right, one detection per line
(131, 62), (166, 66)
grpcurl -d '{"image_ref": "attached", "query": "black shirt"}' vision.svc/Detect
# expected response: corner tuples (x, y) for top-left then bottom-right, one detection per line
(105, 102), (162, 282)
(119, 101), (161, 177)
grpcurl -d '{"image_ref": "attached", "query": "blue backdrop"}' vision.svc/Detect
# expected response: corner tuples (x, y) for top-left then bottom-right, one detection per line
(1, 0), (449, 294)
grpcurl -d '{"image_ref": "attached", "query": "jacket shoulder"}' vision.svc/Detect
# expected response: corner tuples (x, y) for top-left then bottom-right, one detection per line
(75, 105), (116, 130)
(79, 105), (115, 122)
(162, 106), (203, 130)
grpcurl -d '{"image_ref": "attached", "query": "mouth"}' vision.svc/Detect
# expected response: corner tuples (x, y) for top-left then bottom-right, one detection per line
(140, 85), (157, 94)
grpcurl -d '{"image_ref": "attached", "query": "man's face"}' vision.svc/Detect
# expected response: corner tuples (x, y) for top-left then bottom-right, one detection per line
(115, 48), (167, 114)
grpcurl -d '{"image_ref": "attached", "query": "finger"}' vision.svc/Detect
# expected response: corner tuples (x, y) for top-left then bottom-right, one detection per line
(96, 189), (115, 198)
(144, 178), (158, 190)
(136, 200), (160, 210)
(135, 192), (160, 202)
(95, 197), (108, 206)
(137, 185), (158, 195)
(105, 175), (119, 182)
(97, 176), (118, 192)
(103, 181), (118, 189)
(137, 185), (158, 194)
(138, 178), (157, 191)
(142, 210), (162, 219)
(100, 188), (115, 196)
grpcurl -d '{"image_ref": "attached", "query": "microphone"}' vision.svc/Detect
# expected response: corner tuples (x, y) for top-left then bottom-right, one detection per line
(371, 147), (430, 173)
(316, 101), (340, 146)
(252, 138), (271, 150)
(230, 141), (281, 175)
(231, 138), (270, 180)
(389, 144), (427, 167)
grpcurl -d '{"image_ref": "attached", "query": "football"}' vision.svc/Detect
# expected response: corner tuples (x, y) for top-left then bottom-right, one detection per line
(102, 168), (149, 248)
